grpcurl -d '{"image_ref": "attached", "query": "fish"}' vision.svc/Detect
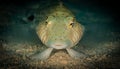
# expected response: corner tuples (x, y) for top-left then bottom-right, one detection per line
(30, 2), (85, 60)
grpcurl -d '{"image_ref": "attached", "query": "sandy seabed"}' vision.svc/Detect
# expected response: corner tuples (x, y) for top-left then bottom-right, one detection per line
(0, 40), (120, 69)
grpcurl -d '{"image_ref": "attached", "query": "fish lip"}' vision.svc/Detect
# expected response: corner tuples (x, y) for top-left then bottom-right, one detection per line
(51, 45), (68, 49)
(45, 40), (72, 49)
(49, 42), (68, 49)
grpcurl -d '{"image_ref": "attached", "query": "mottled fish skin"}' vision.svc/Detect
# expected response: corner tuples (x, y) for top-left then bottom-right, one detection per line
(31, 3), (85, 60)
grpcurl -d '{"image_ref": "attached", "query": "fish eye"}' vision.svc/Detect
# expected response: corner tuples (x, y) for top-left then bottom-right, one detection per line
(46, 21), (52, 27)
(45, 21), (48, 24)
(69, 22), (74, 27)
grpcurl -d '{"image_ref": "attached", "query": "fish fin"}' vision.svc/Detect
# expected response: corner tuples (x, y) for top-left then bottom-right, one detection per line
(30, 48), (53, 60)
(57, 0), (63, 8)
(66, 48), (86, 59)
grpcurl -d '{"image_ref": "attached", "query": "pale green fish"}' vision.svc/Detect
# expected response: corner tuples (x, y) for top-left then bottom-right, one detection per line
(31, 3), (85, 60)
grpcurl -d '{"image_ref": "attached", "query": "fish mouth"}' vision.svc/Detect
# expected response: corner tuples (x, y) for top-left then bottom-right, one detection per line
(50, 42), (68, 49)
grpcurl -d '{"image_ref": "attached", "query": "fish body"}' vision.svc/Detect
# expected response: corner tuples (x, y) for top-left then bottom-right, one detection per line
(31, 3), (85, 60)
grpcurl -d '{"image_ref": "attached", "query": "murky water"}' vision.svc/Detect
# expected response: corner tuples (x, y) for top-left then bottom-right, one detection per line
(0, 0), (120, 69)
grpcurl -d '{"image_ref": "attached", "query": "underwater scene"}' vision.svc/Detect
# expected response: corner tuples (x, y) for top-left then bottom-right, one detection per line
(0, 0), (120, 69)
